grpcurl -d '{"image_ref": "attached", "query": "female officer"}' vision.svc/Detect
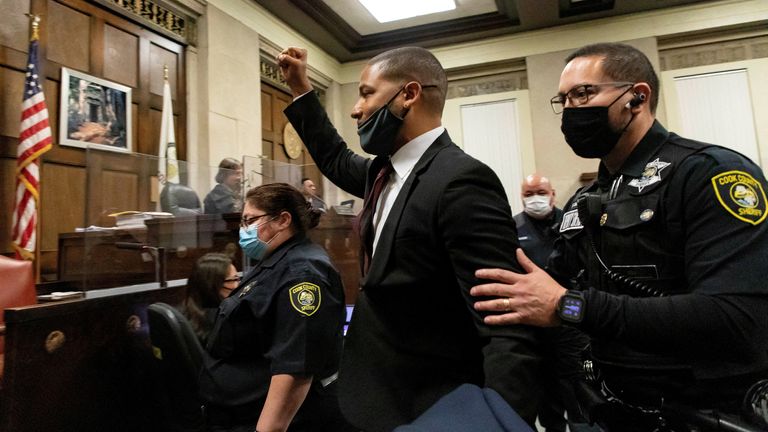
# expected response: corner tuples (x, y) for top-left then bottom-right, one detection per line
(179, 253), (238, 344)
(199, 183), (352, 432)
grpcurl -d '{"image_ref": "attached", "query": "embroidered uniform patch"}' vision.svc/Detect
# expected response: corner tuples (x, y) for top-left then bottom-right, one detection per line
(628, 158), (671, 192)
(560, 209), (583, 232)
(711, 170), (767, 225)
(289, 282), (321, 316)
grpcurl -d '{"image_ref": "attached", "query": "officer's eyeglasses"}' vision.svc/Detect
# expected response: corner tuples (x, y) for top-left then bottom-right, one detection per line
(240, 213), (271, 228)
(550, 82), (634, 114)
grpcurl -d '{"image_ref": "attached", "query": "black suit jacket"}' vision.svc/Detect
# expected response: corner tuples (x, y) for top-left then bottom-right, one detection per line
(285, 92), (540, 432)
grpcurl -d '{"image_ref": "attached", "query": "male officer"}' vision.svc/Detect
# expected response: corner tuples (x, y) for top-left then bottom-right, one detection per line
(471, 43), (768, 430)
(278, 46), (539, 431)
(514, 173), (561, 267)
(514, 174), (592, 432)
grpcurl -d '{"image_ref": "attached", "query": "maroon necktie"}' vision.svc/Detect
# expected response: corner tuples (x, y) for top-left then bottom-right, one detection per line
(357, 160), (394, 273)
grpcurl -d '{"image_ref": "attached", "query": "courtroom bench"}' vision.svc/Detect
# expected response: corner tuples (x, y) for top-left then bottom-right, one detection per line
(0, 282), (185, 432)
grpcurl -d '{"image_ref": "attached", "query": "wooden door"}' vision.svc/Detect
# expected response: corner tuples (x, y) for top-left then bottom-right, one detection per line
(260, 82), (322, 187)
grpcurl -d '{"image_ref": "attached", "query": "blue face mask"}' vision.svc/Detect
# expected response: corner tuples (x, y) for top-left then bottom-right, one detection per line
(239, 220), (275, 260)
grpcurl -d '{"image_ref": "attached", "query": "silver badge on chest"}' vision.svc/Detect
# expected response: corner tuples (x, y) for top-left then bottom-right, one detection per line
(628, 158), (671, 192)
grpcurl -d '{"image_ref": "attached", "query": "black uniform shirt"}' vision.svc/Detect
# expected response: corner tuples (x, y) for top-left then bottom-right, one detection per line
(513, 208), (563, 268)
(550, 121), (768, 404)
(199, 234), (345, 409)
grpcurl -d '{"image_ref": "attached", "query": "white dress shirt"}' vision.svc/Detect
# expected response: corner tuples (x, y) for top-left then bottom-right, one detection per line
(372, 126), (445, 254)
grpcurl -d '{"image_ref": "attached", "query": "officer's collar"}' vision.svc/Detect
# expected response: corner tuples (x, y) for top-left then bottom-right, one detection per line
(598, 120), (669, 184)
(257, 233), (307, 269)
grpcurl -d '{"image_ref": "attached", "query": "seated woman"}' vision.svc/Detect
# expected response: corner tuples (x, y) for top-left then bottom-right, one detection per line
(200, 183), (353, 432)
(204, 158), (243, 214)
(179, 253), (239, 345)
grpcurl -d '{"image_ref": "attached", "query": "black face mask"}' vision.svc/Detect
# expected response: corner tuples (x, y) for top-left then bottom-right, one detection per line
(560, 87), (634, 159)
(357, 86), (408, 156)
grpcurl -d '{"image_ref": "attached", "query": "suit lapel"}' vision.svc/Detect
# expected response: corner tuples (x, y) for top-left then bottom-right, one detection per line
(362, 131), (453, 285)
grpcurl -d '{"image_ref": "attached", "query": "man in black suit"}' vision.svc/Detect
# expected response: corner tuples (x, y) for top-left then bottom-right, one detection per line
(278, 46), (540, 431)
(300, 177), (327, 212)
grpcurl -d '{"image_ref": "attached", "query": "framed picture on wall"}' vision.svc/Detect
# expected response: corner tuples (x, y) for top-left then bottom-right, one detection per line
(59, 68), (132, 153)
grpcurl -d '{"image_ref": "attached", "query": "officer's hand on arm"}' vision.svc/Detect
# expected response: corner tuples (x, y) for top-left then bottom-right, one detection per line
(471, 248), (566, 327)
(277, 47), (313, 98)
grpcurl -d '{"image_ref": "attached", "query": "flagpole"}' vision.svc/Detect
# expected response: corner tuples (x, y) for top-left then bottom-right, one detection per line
(27, 14), (40, 40)
(13, 13), (52, 273)
(31, 14), (41, 275)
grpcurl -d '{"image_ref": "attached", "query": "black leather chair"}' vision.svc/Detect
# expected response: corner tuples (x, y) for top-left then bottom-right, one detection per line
(147, 302), (205, 432)
(160, 183), (202, 216)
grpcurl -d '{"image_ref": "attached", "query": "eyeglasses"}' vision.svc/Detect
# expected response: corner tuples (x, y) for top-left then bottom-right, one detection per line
(240, 213), (271, 228)
(550, 82), (634, 114)
(223, 276), (241, 284)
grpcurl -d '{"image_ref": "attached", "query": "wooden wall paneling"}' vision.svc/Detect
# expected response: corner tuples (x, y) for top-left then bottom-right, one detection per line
(46, 0), (90, 72)
(0, 158), (17, 255)
(150, 39), (185, 160)
(261, 89), (273, 135)
(84, 151), (149, 226)
(136, 36), (152, 156)
(0, 0), (32, 54)
(103, 24), (138, 88)
(101, 169), (139, 215)
(149, 107), (162, 159)
(261, 82), (326, 184)
(39, 163), (85, 276)
(149, 43), (178, 99)
(0, 67), (24, 141)
(131, 103), (139, 155)
(90, 15), (105, 75)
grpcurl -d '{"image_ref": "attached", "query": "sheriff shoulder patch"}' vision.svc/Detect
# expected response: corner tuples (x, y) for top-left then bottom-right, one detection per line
(289, 282), (321, 316)
(711, 170), (767, 225)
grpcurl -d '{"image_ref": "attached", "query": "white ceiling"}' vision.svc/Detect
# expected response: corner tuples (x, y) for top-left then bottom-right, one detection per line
(253, 0), (722, 62)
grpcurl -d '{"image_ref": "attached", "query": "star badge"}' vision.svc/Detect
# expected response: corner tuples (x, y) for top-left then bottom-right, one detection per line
(628, 158), (671, 192)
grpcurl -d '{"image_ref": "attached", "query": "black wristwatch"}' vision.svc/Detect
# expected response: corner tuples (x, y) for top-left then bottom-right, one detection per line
(556, 290), (586, 323)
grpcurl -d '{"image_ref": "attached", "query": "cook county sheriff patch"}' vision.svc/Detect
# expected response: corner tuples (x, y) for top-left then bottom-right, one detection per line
(711, 170), (767, 225)
(289, 282), (321, 316)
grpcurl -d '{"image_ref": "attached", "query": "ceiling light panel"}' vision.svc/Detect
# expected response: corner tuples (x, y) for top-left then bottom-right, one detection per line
(359, 0), (456, 23)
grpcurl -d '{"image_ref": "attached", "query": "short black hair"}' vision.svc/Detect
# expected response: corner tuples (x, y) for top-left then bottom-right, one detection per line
(368, 46), (448, 114)
(566, 43), (660, 113)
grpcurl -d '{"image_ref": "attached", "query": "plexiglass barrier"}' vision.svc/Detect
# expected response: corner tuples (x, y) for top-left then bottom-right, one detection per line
(62, 149), (360, 304)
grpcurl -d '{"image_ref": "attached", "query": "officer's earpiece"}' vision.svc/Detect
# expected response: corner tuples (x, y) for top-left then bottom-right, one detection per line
(625, 93), (646, 109)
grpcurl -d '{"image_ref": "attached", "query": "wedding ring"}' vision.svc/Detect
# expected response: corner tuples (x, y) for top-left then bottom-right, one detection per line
(503, 298), (511, 311)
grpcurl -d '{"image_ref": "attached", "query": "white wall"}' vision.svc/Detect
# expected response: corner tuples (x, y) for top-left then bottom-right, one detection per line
(662, 58), (768, 168)
(444, 91), (535, 210)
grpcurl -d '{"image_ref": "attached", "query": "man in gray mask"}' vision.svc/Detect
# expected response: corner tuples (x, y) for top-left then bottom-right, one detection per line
(278, 46), (540, 432)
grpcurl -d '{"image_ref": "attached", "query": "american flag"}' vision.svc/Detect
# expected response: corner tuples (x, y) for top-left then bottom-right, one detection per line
(12, 37), (52, 260)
